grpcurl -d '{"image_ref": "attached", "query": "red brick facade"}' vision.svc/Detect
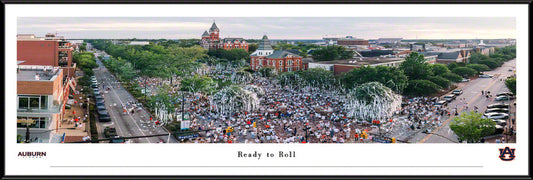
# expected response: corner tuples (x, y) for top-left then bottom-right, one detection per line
(250, 53), (304, 72)
(17, 40), (59, 66)
(201, 22), (248, 52)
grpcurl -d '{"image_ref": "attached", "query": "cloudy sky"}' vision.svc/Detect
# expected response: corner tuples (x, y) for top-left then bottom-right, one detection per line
(18, 17), (515, 40)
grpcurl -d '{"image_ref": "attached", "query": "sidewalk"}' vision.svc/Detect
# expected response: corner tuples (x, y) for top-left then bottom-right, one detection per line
(56, 78), (89, 142)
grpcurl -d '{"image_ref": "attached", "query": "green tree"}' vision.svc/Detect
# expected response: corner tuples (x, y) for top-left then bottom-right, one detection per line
(297, 68), (337, 88)
(248, 43), (258, 53)
(478, 59), (500, 69)
(505, 77), (516, 94)
(466, 64), (491, 74)
(427, 76), (451, 89)
(399, 52), (433, 80)
(180, 75), (216, 95)
(450, 111), (496, 143)
(299, 51), (308, 58)
(440, 72), (463, 82)
(257, 67), (276, 77)
(447, 63), (460, 70)
(404, 80), (442, 96)
(118, 62), (136, 82)
(452, 67), (477, 77)
(345, 82), (402, 121)
(311, 45), (353, 61)
(468, 52), (488, 64)
(430, 63), (451, 76)
(341, 65), (408, 93)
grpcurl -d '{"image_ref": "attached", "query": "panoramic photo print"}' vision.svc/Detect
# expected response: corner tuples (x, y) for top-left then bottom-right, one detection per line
(16, 17), (517, 144)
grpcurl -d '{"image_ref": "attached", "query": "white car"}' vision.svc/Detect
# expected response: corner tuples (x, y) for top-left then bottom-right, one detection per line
(483, 112), (509, 120)
(479, 74), (493, 78)
(492, 119), (507, 126)
(461, 78), (470, 82)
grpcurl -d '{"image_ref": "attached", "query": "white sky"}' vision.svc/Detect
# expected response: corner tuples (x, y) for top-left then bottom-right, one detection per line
(17, 17), (516, 40)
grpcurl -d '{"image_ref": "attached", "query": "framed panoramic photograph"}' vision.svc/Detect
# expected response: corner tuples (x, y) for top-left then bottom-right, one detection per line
(3, 2), (530, 179)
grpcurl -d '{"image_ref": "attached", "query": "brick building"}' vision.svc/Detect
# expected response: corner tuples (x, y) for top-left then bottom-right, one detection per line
(250, 35), (304, 72)
(17, 34), (76, 78)
(201, 21), (249, 52)
(17, 65), (74, 143)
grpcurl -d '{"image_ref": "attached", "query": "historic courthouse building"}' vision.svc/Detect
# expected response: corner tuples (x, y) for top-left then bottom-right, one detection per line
(201, 21), (249, 52)
(250, 35), (304, 72)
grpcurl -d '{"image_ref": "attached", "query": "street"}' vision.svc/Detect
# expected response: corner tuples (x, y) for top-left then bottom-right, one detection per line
(90, 46), (178, 143)
(416, 59), (516, 143)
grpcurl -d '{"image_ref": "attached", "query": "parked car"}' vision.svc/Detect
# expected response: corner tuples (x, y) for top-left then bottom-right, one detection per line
(479, 74), (493, 78)
(434, 100), (448, 108)
(99, 114), (111, 122)
(508, 69), (513, 71)
(109, 136), (126, 143)
(495, 96), (512, 101)
(96, 102), (105, 107)
(487, 103), (510, 109)
(90, 84), (98, 88)
(496, 92), (514, 97)
(97, 104), (106, 111)
(485, 108), (509, 114)
(104, 127), (117, 138)
(452, 89), (463, 95)
(492, 119), (507, 126)
(430, 97), (439, 102)
(95, 95), (104, 101)
(483, 112), (509, 120)
(461, 78), (470, 82)
(443, 94), (456, 102)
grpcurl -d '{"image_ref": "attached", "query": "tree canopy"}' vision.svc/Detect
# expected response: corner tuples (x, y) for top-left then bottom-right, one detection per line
(450, 111), (496, 143)
(340, 65), (408, 93)
(399, 52), (433, 80)
(452, 67), (477, 78)
(311, 45), (354, 61)
(505, 77), (516, 95)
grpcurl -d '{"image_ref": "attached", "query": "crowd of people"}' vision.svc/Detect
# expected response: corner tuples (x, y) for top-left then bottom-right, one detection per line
(126, 65), (469, 144)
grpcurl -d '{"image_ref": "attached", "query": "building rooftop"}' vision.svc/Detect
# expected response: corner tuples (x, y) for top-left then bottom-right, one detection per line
(17, 65), (61, 81)
(312, 57), (404, 66)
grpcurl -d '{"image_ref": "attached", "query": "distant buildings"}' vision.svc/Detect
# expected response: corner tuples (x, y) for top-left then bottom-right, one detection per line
(322, 35), (370, 49)
(337, 38), (369, 49)
(308, 57), (405, 76)
(377, 38), (403, 44)
(250, 35), (305, 72)
(128, 41), (150, 46)
(201, 21), (249, 52)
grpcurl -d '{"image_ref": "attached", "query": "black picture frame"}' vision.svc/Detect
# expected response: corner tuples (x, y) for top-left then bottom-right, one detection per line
(2, 0), (531, 179)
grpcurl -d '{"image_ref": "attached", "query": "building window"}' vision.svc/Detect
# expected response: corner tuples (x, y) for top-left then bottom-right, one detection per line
(279, 61), (283, 66)
(279, 68), (283, 72)
(17, 117), (47, 129)
(297, 66), (300, 71)
(18, 95), (48, 110)
(288, 67), (292, 72)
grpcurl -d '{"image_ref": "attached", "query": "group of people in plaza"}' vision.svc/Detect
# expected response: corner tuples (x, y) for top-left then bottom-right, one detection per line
(132, 65), (468, 144)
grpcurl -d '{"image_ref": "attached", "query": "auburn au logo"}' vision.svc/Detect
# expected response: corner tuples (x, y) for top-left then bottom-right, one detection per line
(499, 146), (516, 161)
